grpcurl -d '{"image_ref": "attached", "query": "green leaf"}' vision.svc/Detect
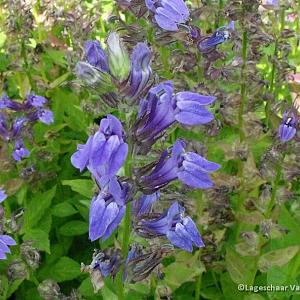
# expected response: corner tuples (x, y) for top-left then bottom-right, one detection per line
(225, 248), (257, 285)
(62, 179), (94, 198)
(23, 229), (50, 253)
(23, 186), (56, 231)
(50, 257), (81, 282)
(49, 72), (71, 89)
(258, 246), (299, 272)
(52, 202), (77, 217)
(58, 220), (88, 236)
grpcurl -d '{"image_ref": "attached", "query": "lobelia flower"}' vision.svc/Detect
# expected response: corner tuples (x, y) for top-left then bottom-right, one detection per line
(71, 114), (128, 186)
(24, 94), (47, 108)
(138, 140), (220, 194)
(11, 117), (28, 138)
(89, 177), (131, 241)
(137, 202), (204, 252)
(125, 42), (152, 101)
(0, 95), (24, 111)
(133, 81), (216, 152)
(0, 188), (7, 203)
(13, 139), (30, 161)
(0, 113), (9, 141)
(132, 192), (160, 216)
(278, 111), (298, 142)
(0, 235), (16, 260)
(85, 40), (109, 72)
(197, 22), (234, 54)
(145, 0), (190, 32)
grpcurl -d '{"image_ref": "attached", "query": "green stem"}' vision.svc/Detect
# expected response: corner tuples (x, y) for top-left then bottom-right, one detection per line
(195, 273), (202, 300)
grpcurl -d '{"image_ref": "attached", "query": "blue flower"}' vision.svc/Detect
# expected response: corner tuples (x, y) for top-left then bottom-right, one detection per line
(85, 40), (109, 72)
(139, 140), (220, 193)
(0, 113), (9, 141)
(0, 235), (16, 260)
(145, 0), (190, 31)
(12, 139), (30, 161)
(0, 188), (7, 203)
(132, 192), (160, 216)
(127, 43), (152, 101)
(0, 95), (23, 111)
(89, 177), (131, 241)
(134, 81), (216, 152)
(278, 111), (297, 142)
(71, 114), (128, 186)
(137, 202), (204, 252)
(25, 94), (48, 108)
(11, 117), (28, 138)
(37, 109), (54, 125)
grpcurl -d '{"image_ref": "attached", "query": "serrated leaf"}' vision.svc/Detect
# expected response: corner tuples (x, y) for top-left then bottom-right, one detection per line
(23, 229), (50, 253)
(62, 179), (94, 198)
(50, 257), (81, 282)
(52, 202), (77, 217)
(258, 246), (299, 272)
(58, 220), (88, 236)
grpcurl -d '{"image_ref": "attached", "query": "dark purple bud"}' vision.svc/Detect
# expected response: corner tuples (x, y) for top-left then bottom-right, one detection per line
(84, 40), (109, 72)
(137, 202), (204, 252)
(127, 43), (152, 100)
(146, 0), (190, 31)
(278, 111), (297, 142)
(0, 95), (24, 111)
(13, 139), (30, 161)
(0, 234), (16, 260)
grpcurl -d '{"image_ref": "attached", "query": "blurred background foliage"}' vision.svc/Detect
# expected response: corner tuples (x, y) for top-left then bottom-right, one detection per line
(0, 0), (300, 299)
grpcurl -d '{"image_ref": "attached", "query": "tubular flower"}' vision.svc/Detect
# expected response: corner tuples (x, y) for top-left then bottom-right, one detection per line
(0, 188), (7, 203)
(126, 42), (152, 101)
(145, 0), (190, 31)
(0, 95), (24, 111)
(133, 81), (216, 152)
(278, 111), (298, 142)
(25, 94), (47, 108)
(0, 235), (16, 260)
(84, 40), (109, 72)
(132, 192), (160, 216)
(13, 139), (30, 161)
(71, 114), (128, 186)
(138, 140), (220, 193)
(137, 202), (204, 252)
(0, 113), (9, 141)
(89, 177), (131, 241)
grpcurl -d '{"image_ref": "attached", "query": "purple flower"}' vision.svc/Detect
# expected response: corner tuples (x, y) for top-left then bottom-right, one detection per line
(0, 95), (24, 111)
(134, 81), (216, 151)
(0, 188), (7, 203)
(71, 114), (128, 186)
(89, 177), (130, 241)
(145, 0), (190, 31)
(11, 117), (28, 138)
(0, 113), (9, 141)
(132, 192), (160, 216)
(127, 43), (152, 101)
(0, 235), (16, 260)
(25, 94), (47, 108)
(37, 109), (54, 125)
(198, 23), (233, 53)
(139, 140), (220, 193)
(137, 202), (204, 252)
(278, 112), (297, 142)
(13, 139), (30, 161)
(84, 40), (109, 72)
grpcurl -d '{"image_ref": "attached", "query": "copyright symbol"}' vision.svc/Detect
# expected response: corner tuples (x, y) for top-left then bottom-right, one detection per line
(238, 284), (244, 291)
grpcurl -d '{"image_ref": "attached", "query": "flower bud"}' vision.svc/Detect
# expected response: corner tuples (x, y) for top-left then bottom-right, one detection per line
(7, 259), (28, 280)
(20, 241), (40, 270)
(106, 32), (130, 81)
(75, 62), (114, 94)
(37, 279), (61, 300)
